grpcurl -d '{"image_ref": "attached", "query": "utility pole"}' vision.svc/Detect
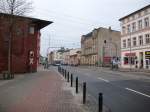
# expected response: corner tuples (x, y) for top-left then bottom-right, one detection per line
(129, 28), (132, 71)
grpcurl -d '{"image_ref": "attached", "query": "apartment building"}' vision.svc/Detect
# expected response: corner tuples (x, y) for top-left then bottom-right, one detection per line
(81, 32), (98, 65)
(119, 5), (150, 69)
(81, 27), (121, 66)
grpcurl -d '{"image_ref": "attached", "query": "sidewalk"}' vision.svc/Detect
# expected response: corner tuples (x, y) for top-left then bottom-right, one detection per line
(78, 65), (150, 75)
(0, 67), (85, 112)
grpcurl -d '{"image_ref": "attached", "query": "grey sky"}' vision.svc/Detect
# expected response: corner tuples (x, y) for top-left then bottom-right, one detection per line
(31, 0), (150, 56)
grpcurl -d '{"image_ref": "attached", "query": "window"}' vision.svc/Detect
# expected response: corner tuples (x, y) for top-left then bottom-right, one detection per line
(133, 37), (137, 46)
(122, 26), (126, 34)
(127, 24), (131, 33)
(29, 26), (34, 34)
(138, 12), (141, 17)
(132, 22), (136, 32)
(132, 15), (135, 20)
(124, 57), (135, 65)
(139, 35), (143, 46)
(16, 28), (23, 36)
(144, 17), (149, 28)
(123, 39), (126, 48)
(145, 34), (150, 44)
(127, 38), (131, 47)
(144, 9), (148, 15)
(138, 20), (142, 30)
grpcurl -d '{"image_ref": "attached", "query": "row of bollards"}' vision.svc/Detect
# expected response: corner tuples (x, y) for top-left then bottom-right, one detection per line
(58, 66), (103, 112)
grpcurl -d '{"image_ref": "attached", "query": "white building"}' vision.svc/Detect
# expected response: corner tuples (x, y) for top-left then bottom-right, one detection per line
(53, 51), (63, 62)
(119, 5), (150, 69)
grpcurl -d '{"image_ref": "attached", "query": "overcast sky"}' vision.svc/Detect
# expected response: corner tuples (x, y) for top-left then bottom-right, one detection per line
(31, 0), (150, 57)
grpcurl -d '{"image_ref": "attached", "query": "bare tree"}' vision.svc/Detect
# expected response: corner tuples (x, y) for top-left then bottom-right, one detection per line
(0, 0), (32, 15)
(0, 0), (33, 77)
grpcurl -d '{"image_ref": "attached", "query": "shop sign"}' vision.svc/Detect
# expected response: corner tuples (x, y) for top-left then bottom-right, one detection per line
(145, 51), (150, 59)
(125, 53), (136, 57)
(103, 56), (111, 63)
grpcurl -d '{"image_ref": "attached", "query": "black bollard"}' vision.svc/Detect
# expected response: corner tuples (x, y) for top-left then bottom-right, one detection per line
(71, 74), (73, 87)
(83, 82), (86, 104)
(59, 66), (61, 73)
(62, 69), (64, 76)
(61, 67), (62, 74)
(76, 77), (78, 93)
(65, 70), (67, 79)
(98, 93), (103, 112)
(67, 72), (70, 82)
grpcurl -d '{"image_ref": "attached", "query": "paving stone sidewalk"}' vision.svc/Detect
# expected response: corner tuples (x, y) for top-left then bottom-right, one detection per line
(0, 68), (85, 112)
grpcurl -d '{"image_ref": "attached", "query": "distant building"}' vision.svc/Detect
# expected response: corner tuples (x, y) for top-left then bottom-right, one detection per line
(81, 27), (121, 66)
(62, 49), (70, 65)
(48, 52), (54, 64)
(119, 5), (150, 69)
(69, 48), (81, 66)
(0, 13), (52, 73)
(48, 50), (64, 64)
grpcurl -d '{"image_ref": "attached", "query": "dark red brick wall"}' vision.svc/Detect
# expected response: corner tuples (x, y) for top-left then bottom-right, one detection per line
(0, 15), (40, 73)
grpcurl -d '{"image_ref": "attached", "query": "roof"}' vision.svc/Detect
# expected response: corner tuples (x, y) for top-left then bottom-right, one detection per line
(0, 13), (53, 29)
(83, 32), (92, 38)
(119, 4), (150, 21)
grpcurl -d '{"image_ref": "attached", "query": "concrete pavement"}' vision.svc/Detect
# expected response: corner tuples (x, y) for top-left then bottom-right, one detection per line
(0, 67), (86, 112)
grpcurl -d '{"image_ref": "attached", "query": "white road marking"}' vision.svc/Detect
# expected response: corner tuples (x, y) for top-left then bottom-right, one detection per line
(98, 77), (109, 82)
(126, 88), (150, 98)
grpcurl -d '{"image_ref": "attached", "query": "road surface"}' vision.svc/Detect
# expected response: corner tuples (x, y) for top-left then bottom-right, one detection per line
(59, 66), (150, 112)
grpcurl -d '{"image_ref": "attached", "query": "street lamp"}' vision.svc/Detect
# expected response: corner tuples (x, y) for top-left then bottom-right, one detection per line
(129, 28), (132, 71)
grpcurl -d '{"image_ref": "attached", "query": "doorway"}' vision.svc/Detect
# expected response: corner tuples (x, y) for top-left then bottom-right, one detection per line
(139, 52), (143, 69)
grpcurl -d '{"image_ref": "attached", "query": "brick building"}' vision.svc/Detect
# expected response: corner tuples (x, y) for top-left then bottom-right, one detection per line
(0, 13), (52, 73)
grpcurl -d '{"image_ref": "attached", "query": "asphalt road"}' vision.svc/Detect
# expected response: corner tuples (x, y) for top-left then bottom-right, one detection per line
(59, 66), (150, 112)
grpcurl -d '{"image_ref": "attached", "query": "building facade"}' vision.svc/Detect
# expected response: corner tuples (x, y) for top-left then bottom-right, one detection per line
(0, 13), (52, 73)
(119, 5), (150, 69)
(81, 27), (121, 66)
(69, 48), (81, 66)
(48, 52), (54, 64)
(62, 50), (70, 65)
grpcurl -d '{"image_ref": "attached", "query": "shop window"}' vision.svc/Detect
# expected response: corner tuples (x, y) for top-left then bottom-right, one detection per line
(124, 57), (129, 64)
(124, 57), (135, 65)
(133, 37), (137, 46)
(145, 34), (150, 44)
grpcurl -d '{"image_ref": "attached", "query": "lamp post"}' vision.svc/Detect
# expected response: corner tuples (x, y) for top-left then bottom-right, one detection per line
(129, 29), (132, 71)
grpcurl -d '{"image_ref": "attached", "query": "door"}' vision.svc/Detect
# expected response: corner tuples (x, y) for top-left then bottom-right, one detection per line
(139, 52), (143, 68)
